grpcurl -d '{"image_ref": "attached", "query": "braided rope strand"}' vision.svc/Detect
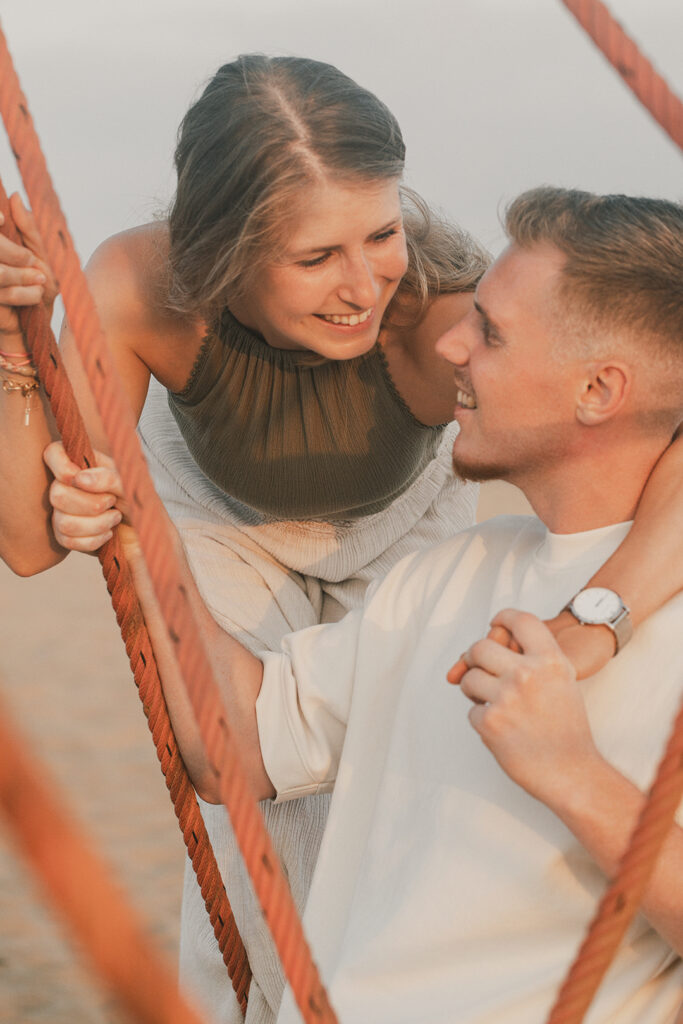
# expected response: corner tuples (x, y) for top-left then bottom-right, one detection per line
(0, 692), (207, 1024)
(543, 5), (683, 1017)
(559, 0), (683, 150)
(0, 181), (251, 1014)
(546, 692), (683, 1022)
(0, 24), (336, 1024)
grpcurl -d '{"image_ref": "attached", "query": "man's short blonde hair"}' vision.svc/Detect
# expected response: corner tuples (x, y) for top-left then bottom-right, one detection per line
(505, 186), (683, 364)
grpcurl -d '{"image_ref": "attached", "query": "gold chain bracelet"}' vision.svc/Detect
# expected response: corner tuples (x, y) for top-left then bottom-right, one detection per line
(1, 374), (41, 425)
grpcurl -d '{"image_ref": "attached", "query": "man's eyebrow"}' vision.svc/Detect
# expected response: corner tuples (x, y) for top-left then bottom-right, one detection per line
(288, 216), (402, 259)
(473, 299), (495, 327)
(473, 299), (507, 342)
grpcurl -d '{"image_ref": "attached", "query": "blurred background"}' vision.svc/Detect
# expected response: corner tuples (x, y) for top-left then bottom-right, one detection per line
(0, 1), (680, 1020)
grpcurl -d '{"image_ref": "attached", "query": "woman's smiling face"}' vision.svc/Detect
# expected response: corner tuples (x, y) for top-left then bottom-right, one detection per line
(230, 176), (408, 360)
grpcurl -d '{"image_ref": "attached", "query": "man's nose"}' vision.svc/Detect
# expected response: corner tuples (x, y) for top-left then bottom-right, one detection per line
(337, 253), (377, 310)
(435, 319), (473, 366)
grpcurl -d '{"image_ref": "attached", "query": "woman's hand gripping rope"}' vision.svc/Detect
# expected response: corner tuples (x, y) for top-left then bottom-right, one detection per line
(44, 441), (127, 553)
(0, 193), (58, 336)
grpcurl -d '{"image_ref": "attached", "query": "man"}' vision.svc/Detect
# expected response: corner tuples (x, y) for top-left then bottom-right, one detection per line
(254, 187), (683, 1023)
(52, 187), (683, 1021)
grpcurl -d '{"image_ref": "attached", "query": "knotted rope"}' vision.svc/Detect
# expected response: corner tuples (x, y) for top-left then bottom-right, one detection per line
(0, 24), (336, 1024)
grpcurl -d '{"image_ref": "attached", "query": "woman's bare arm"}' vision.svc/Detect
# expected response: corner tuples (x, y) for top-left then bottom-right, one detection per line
(546, 433), (683, 677)
(0, 202), (197, 576)
(0, 195), (64, 574)
(44, 441), (271, 802)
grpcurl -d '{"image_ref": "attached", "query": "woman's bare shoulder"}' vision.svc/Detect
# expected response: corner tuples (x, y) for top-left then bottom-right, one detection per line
(83, 223), (203, 387)
(85, 222), (170, 324)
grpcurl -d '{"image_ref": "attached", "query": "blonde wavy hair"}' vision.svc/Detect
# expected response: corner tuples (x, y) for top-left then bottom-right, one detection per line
(167, 55), (489, 324)
(388, 188), (491, 326)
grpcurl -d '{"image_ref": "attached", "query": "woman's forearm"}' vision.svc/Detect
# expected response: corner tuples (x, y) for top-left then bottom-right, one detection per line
(536, 435), (683, 680)
(0, 198), (66, 574)
(0, 326), (65, 575)
(586, 434), (683, 625)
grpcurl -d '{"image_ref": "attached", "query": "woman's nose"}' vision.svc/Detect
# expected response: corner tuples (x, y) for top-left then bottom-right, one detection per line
(337, 253), (378, 310)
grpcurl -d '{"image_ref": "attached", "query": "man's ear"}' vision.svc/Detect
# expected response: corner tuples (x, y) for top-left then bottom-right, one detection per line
(575, 362), (631, 425)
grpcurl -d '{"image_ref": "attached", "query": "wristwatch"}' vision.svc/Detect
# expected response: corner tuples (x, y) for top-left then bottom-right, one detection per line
(563, 587), (633, 655)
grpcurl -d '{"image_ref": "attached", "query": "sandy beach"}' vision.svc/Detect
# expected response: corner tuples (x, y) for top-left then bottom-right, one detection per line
(0, 551), (185, 1022)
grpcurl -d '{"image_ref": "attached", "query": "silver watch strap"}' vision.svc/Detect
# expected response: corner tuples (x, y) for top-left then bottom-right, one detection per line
(611, 606), (634, 653)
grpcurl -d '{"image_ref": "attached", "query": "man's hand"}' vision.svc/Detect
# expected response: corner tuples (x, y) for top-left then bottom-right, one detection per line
(448, 610), (616, 686)
(454, 609), (602, 804)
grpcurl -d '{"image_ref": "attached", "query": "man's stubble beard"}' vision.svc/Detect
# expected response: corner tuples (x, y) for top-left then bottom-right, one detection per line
(451, 452), (512, 485)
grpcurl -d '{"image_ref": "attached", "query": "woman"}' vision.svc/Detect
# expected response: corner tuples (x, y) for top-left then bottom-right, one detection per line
(1, 56), (682, 1024)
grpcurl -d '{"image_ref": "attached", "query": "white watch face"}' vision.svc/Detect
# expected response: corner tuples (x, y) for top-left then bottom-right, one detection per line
(572, 587), (623, 624)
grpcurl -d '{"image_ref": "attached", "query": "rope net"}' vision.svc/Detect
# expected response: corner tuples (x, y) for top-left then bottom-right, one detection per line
(0, 3), (682, 1022)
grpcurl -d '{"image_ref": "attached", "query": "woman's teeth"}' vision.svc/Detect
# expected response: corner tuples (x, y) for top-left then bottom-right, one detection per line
(320, 308), (373, 326)
(457, 389), (477, 409)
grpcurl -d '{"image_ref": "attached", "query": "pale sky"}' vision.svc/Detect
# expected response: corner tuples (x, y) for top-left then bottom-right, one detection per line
(0, 0), (680, 264)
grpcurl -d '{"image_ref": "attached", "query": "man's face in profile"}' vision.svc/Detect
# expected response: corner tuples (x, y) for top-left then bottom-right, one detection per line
(437, 242), (580, 489)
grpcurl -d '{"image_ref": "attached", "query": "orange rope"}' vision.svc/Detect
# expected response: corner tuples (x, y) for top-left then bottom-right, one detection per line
(0, 178), (251, 1014)
(1, 11), (680, 1024)
(546, 691), (683, 1023)
(542, 7), (683, 1018)
(0, 24), (336, 1024)
(0, 689), (206, 1024)
(559, 0), (683, 151)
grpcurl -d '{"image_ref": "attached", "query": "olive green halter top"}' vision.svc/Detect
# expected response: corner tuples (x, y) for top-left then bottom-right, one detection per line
(167, 310), (442, 521)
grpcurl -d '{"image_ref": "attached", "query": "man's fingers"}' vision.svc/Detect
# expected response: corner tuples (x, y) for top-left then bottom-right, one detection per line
(447, 623), (522, 686)
(459, 667), (500, 706)
(490, 609), (559, 656)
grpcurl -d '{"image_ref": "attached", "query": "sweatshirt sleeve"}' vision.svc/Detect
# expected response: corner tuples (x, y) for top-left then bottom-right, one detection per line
(256, 604), (366, 802)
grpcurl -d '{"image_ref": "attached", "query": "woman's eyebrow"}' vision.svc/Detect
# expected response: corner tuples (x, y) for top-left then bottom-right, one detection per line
(288, 216), (402, 259)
